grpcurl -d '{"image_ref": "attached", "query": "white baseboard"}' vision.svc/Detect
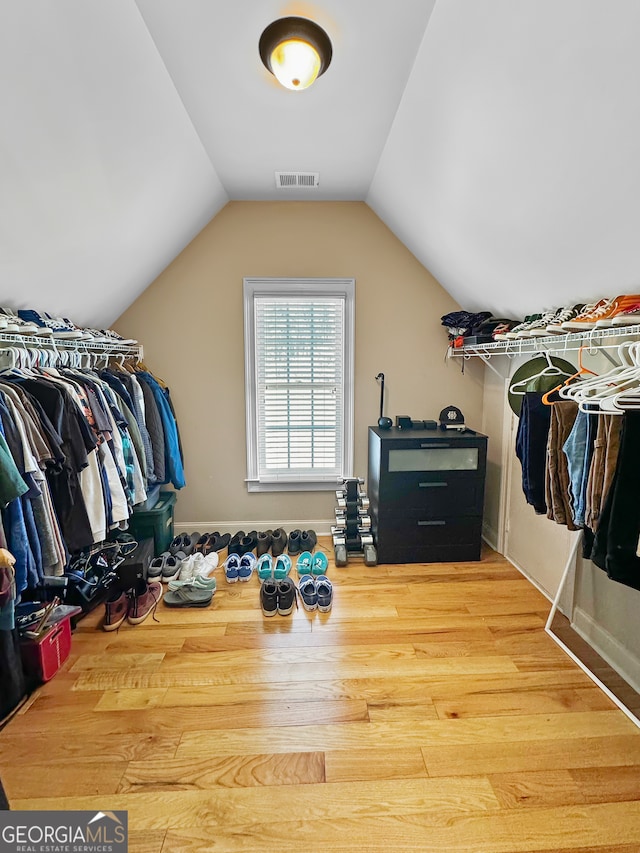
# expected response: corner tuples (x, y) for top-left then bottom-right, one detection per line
(482, 525), (500, 553)
(503, 552), (554, 603)
(173, 520), (334, 537)
(571, 606), (640, 695)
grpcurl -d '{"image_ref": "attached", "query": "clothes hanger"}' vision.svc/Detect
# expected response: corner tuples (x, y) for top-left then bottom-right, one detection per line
(568, 341), (640, 405)
(541, 345), (597, 405)
(569, 342), (640, 413)
(508, 351), (574, 396)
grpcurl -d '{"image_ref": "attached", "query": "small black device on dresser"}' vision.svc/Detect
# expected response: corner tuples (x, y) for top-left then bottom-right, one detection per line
(367, 425), (487, 564)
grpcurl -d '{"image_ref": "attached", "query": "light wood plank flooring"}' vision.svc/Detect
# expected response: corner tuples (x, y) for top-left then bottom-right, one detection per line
(2, 541), (640, 852)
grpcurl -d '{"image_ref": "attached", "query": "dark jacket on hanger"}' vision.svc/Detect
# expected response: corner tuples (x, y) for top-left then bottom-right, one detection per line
(592, 410), (640, 591)
(515, 392), (551, 514)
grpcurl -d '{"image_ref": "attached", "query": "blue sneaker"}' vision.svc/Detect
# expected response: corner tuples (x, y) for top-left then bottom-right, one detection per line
(223, 554), (240, 583)
(298, 575), (318, 611)
(315, 575), (333, 612)
(238, 552), (256, 582)
(18, 310), (84, 339)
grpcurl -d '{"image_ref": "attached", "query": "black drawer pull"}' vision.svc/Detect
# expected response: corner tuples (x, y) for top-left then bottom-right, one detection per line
(420, 443), (450, 448)
(417, 520), (446, 526)
(418, 481), (448, 488)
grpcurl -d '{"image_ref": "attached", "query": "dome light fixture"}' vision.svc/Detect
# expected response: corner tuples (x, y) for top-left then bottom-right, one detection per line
(259, 16), (332, 91)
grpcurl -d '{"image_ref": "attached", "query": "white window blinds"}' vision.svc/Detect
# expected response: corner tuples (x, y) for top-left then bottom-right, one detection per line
(244, 278), (354, 492)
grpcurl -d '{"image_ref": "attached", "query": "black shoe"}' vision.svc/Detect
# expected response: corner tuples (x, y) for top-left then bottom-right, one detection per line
(271, 528), (288, 557)
(237, 531), (257, 556)
(256, 530), (272, 556)
(208, 532), (231, 552)
(277, 577), (297, 615)
(300, 530), (317, 552)
(287, 529), (302, 555)
(228, 531), (246, 556)
(260, 579), (278, 617)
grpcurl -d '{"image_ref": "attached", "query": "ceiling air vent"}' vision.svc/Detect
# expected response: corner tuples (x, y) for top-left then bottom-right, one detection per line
(275, 171), (320, 189)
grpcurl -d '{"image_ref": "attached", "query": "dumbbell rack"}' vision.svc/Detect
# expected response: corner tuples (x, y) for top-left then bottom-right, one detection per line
(331, 477), (377, 567)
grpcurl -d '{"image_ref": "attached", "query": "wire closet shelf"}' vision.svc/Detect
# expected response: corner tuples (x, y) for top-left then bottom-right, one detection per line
(0, 331), (142, 361)
(447, 323), (640, 362)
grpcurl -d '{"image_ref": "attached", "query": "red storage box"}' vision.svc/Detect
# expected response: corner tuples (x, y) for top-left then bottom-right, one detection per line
(20, 616), (72, 682)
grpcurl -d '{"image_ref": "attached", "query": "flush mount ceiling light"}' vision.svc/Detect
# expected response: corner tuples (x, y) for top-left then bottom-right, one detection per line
(259, 16), (332, 91)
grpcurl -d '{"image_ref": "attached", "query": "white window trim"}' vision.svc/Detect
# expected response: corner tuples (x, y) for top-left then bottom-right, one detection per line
(243, 277), (355, 492)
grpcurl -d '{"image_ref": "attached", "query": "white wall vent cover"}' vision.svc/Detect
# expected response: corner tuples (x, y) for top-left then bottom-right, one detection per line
(275, 171), (320, 188)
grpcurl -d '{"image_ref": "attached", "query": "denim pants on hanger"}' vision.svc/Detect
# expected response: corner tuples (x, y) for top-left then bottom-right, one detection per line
(563, 409), (596, 528)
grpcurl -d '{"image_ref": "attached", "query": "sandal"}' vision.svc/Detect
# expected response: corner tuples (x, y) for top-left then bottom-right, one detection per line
(194, 533), (211, 554)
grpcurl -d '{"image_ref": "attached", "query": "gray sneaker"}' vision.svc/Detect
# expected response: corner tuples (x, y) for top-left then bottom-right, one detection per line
(161, 554), (184, 583)
(544, 304), (586, 334)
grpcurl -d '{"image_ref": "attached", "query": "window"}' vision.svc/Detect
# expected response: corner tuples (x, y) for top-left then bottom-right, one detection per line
(244, 278), (354, 492)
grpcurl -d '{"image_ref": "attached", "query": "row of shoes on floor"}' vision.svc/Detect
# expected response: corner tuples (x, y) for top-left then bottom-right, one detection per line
(101, 549), (334, 627)
(148, 528), (319, 583)
(149, 546), (333, 613)
(169, 528), (316, 558)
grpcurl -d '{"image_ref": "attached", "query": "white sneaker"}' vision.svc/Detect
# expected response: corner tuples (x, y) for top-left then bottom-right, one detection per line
(178, 552), (218, 582)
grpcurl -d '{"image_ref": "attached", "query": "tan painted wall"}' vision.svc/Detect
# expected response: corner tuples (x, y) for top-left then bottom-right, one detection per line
(115, 201), (485, 527)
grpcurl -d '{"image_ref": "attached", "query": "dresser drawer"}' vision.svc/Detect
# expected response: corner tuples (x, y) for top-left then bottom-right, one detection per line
(378, 474), (484, 515)
(373, 515), (483, 563)
(374, 513), (482, 546)
(375, 539), (483, 564)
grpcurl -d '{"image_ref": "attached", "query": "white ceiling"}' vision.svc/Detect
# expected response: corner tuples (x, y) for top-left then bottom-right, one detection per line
(2, 0), (640, 327)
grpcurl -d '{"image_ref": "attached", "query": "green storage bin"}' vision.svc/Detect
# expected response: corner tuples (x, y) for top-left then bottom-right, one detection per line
(129, 491), (177, 556)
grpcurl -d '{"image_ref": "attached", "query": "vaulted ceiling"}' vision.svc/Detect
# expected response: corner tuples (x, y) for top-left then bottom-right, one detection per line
(3, 1), (639, 328)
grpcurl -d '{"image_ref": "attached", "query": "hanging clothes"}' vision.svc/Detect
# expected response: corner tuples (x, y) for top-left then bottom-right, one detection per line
(545, 400), (579, 530)
(562, 409), (597, 529)
(591, 411), (640, 591)
(515, 392), (552, 514)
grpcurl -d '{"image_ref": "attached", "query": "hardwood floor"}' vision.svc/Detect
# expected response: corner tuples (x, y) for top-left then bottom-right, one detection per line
(2, 541), (640, 852)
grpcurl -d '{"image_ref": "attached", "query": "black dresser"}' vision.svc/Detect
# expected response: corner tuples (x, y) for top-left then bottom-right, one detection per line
(367, 426), (488, 564)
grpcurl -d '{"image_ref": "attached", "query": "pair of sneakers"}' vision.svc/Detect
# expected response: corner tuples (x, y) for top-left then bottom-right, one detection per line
(102, 580), (163, 631)
(256, 553), (292, 582)
(295, 550), (328, 576)
(223, 552), (256, 583)
(149, 551), (218, 584)
(298, 575), (333, 612)
(148, 552), (184, 583)
(287, 529), (317, 555)
(260, 576), (297, 617)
